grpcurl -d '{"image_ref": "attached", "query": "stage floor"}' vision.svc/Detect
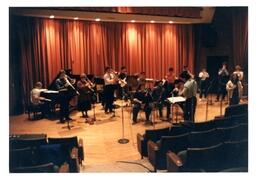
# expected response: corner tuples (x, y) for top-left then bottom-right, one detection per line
(10, 95), (243, 169)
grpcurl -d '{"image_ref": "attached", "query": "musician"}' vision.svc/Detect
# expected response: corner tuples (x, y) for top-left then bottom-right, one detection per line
(216, 62), (229, 102)
(174, 73), (197, 122)
(30, 81), (50, 117)
(118, 66), (128, 100)
(137, 72), (146, 87)
(132, 84), (153, 125)
(226, 74), (243, 105)
(165, 67), (177, 93)
(77, 73), (93, 118)
(179, 65), (194, 80)
(103, 66), (117, 113)
(233, 65), (244, 81)
(152, 81), (165, 118)
(55, 70), (75, 123)
(198, 68), (209, 101)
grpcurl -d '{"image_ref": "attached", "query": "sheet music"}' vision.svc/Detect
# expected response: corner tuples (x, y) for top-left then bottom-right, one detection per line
(42, 90), (59, 93)
(167, 96), (186, 104)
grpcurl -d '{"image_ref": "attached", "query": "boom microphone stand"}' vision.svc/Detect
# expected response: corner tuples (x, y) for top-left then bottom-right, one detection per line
(118, 88), (129, 144)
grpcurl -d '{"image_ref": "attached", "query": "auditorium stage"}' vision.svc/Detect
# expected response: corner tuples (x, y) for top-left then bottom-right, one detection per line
(9, 96), (246, 171)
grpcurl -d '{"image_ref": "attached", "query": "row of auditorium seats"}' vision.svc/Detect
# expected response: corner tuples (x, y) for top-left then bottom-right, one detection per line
(137, 113), (247, 159)
(9, 134), (84, 173)
(147, 123), (247, 171)
(166, 139), (248, 172)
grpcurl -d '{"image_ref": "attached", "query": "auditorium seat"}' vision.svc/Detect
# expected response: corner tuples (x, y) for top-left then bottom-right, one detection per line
(167, 143), (223, 172)
(147, 133), (189, 171)
(224, 103), (248, 117)
(217, 123), (247, 142)
(167, 140), (248, 172)
(11, 162), (57, 173)
(48, 136), (84, 165)
(9, 134), (47, 149)
(137, 127), (170, 158)
(188, 128), (222, 148)
(10, 144), (79, 173)
(221, 140), (248, 171)
(10, 147), (36, 171)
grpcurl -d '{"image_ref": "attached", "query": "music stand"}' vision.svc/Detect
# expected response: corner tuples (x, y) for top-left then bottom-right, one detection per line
(118, 88), (129, 144)
(167, 96), (186, 123)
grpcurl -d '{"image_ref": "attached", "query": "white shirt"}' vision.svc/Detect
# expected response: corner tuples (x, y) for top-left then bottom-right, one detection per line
(233, 71), (244, 81)
(30, 88), (47, 105)
(103, 72), (116, 85)
(199, 71), (209, 81)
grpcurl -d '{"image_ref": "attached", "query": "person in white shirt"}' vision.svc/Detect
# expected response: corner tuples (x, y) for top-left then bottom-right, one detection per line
(175, 73), (197, 122)
(198, 68), (209, 101)
(226, 74), (243, 105)
(103, 66), (118, 113)
(30, 81), (49, 117)
(233, 65), (244, 81)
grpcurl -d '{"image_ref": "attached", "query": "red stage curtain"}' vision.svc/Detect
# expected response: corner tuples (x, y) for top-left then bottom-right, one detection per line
(232, 7), (248, 75)
(11, 16), (195, 110)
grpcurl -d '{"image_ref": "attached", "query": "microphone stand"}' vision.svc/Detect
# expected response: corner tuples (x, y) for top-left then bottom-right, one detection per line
(118, 87), (129, 144)
(205, 79), (214, 121)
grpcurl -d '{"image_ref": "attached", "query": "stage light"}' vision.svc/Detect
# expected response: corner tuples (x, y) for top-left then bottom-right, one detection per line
(49, 15), (55, 19)
(131, 20), (135, 23)
(74, 17), (79, 20)
(150, 20), (155, 23)
(95, 18), (101, 22)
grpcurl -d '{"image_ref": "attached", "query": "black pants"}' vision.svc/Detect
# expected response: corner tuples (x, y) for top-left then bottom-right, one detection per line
(216, 84), (227, 101)
(104, 85), (115, 112)
(184, 96), (197, 122)
(199, 80), (207, 98)
(132, 103), (152, 122)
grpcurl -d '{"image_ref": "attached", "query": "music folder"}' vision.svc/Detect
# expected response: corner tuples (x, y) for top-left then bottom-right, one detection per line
(167, 96), (186, 104)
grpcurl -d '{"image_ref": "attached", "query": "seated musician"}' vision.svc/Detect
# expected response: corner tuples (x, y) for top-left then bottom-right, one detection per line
(132, 84), (153, 125)
(30, 81), (50, 117)
(174, 73), (197, 122)
(77, 73), (94, 119)
(55, 70), (76, 123)
(151, 81), (165, 119)
(118, 66), (128, 100)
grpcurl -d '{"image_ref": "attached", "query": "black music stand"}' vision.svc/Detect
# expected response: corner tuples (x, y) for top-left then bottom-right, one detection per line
(118, 88), (129, 144)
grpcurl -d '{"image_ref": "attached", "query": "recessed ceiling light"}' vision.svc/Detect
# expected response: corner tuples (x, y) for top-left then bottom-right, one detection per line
(95, 18), (101, 22)
(74, 17), (79, 20)
(131, 20), (135, 23)
(49, 15), (55, 19)
(150, 20), (155, 23)
(169, 21), (173, 24)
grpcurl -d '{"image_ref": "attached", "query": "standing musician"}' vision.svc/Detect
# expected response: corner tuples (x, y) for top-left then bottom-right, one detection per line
(55, 69), (77, 123)
(103, 66), (118, 114)
(77, 73), (94, 119)
(216, 62), (229, 102)
(174, 73), (197, 122)
(137, 72), (146, 87)
(165, 67), (177, 94)
(132, 84), (153, 125)
(198, 68), (209, 101)
(118, 66), (128, 100)
(179, 65), (194, 81)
